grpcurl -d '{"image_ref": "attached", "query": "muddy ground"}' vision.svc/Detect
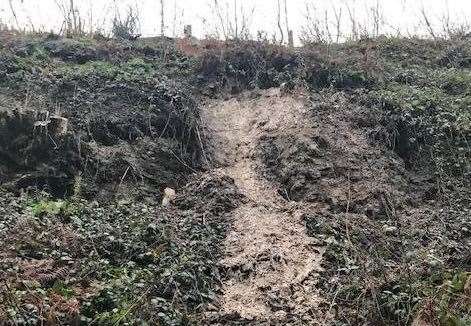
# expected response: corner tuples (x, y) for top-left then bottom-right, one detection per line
(201, 89), (325, 324)
(199, 88), (470, 325)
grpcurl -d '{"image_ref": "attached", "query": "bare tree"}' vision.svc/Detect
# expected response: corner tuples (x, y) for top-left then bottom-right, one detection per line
(172, 0), (177, 37)
(344, 0), (358, 40)
(54, 0), (83, 36)
(370, 0), (383, 37)
(234, 0), (238, 39)
(277, 0), (284, 44)
(324, 10), (332, 43)
(160, 0), (165, 36)
(301, 3), (329, 44)
(70, 0), (76, 32)
(213, 0), (228, 39)
(8, 0), (20, 29)
(437, 1), (470, 38)
(209, 0), (254, 40)
(283, 0), (290, 40)
(441, 1), (451, 37)
(333, 5), (343, 42)
(420, 6), (437, 40)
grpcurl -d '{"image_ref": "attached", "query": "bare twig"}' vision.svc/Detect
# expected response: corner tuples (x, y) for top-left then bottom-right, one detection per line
(421, 6), (437, 40)
(8, 0), (20, 30)
(118, 165), (131, 189)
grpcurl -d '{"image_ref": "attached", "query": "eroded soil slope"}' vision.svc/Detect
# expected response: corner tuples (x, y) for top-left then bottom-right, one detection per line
(202, 89), (327, 324)
(201, 87), (470, 325)
(258, 90), (470, 324)
(1, 32), (470, 325)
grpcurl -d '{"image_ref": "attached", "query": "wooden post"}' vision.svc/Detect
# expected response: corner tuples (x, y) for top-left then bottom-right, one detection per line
(184, 25), (192, 38)
(288, 30), (294, 47)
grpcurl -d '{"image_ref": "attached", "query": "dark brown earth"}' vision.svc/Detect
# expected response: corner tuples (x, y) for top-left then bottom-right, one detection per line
(256, 90), (470, 324)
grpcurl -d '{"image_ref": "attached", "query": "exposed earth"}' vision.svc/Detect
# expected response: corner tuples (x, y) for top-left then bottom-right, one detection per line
(0, 32), (470, 325)
(202, 90), (326, 324)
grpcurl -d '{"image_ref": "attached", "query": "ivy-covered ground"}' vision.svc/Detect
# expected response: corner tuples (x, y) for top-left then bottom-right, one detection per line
(0, 31), (470, 324)
(0, 173), (242, 325)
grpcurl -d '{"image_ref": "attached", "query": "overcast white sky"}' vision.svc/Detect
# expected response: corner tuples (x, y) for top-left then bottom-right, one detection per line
(0, 0), (470, 42)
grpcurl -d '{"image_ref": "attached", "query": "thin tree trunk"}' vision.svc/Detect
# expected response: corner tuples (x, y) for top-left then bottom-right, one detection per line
(333, 6), (342, 43)
(283, 0), (289, 41)
(8, 0), (20, 29)
(213, 0), (227, 40)
(234, 0), (238, 39)
(70, 0), (76, 32)
(421, 7), (436, 40)
(160, 0), (165, 37)
(277, 0), (284, 44)
(324, 10), (332, 43)
(172, 0), (177, 37)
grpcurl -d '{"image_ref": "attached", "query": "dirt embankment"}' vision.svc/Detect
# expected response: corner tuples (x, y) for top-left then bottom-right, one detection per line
(257, 91), (471, 324)
(0, 32), (470, 325)
(0, 34), (200, 202)
(201, 89), (328, 324)
(198, 87), (469, 324)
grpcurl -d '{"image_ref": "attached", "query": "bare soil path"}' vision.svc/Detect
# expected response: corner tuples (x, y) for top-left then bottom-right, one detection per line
(202, 89), (326, 325)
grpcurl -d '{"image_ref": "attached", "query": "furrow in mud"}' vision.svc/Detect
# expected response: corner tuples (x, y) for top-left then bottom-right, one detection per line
(202, 90), (326, 324)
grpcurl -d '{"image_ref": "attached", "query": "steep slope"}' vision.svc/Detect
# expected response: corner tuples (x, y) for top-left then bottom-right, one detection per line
(201, 87), (470, 325)
(202, 89), (327, 324)
(1, 32), (470, 325)
(258, 90), (470, 324)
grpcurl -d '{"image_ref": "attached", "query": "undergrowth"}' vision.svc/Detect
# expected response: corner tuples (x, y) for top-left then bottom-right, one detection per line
(0, 175), (241, 325)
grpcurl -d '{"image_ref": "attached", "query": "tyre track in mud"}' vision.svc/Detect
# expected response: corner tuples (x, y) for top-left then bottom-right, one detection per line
(202, 89), (326, 325)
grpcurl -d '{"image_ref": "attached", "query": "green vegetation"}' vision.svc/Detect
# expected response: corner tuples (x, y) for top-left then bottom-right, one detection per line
(0, 175), (241, 324)
(197, 38), (470, 183)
